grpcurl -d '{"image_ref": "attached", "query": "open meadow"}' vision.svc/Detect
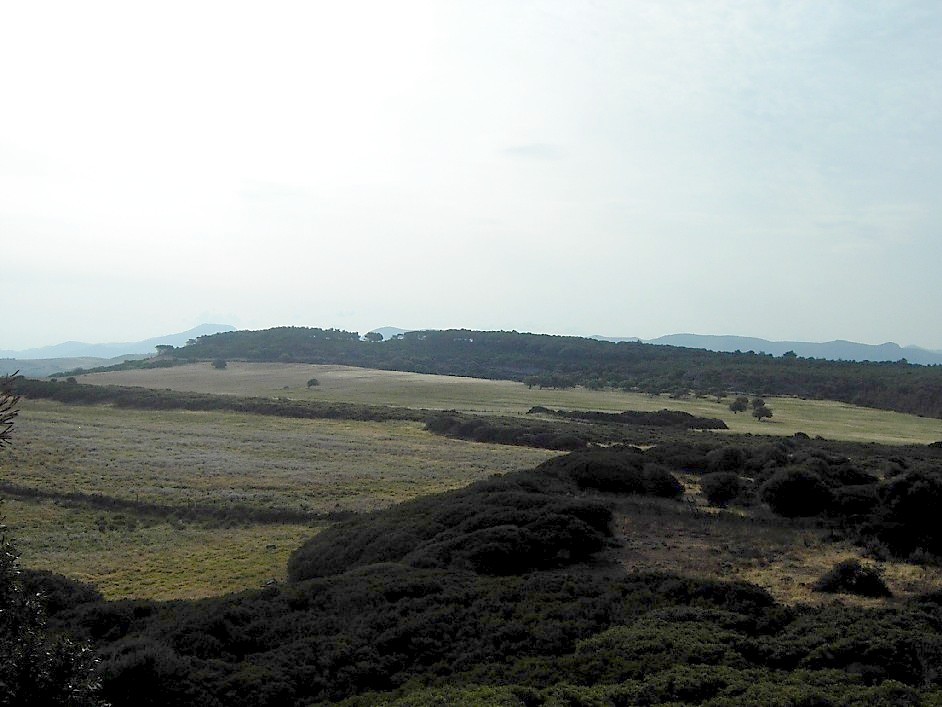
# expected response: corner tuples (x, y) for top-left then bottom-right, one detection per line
(0, 398), (554, 599)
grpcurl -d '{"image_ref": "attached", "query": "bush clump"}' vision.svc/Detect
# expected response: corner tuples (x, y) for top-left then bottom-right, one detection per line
(537, 447), (683, 498)
(812, 559), (892, 598)
(759, 467), (832, 517)
(287, 474), (613, 581)
(873, 469), (942, 556)
(700, 472), (746, 507)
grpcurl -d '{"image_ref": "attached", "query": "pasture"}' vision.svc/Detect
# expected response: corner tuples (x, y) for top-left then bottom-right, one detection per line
(5, 361), (941, 601)
(0, 399), (553, 599)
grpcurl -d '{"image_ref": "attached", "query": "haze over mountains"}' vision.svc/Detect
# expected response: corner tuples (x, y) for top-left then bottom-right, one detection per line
(592, 333), (942, 366)
(0, 324), (236, 377)
(0, 324), (236, 360)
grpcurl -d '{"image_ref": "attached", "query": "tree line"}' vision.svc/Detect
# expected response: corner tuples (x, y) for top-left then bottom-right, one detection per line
(112, 326), (942, 419)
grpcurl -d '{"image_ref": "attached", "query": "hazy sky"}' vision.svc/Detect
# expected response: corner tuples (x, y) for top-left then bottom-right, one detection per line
(3, 1), (941, 351)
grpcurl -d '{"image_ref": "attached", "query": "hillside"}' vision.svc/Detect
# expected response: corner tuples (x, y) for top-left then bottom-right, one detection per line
(140, 326), (942, 419)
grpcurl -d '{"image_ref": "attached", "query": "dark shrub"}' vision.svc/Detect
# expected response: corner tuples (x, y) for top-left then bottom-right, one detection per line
(823, 463), (878, 487)
(706, 446), (747, 473)
(876, 469), (942, 555)
(813, 559), (892, 598)
(19, 569), (103, 615)
(538, 448), (683, 498)
(700, 473), (745, 507)
(759, 467), (832, 517)
(287, 474), (613, 581)
(831, 484), (880, 517)
(645, 442), (710, 473)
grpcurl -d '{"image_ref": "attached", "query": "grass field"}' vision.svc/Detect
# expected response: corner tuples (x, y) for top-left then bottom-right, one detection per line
(0, 399), (554, 599)
(3, 497), (317, 600)
(77, 362), (942, 445)
(7, 362), (941, 602)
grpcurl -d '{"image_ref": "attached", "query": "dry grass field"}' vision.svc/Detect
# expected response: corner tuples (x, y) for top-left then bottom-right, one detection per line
(611, 494), (942, 607)
(77, 361), (942, 444)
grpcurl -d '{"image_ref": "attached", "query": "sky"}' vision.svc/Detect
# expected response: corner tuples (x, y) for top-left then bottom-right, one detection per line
(3, 1), (941, 351)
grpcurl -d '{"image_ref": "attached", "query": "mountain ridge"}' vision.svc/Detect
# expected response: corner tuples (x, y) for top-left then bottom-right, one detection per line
(641, 333), (942, 366)
(1, 323), (236, 360)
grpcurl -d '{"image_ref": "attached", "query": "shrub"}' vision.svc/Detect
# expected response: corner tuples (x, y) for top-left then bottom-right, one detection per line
(700, 473), (745, 507)
(812, 559), (892, 598)
(759, 467), (832, 517)
(306, 378), (320, 387)
(537, 448), (683, 498)
(212, 358), (227, 370)
(706, 446), (747, 473)
(875, 469), (942, 555)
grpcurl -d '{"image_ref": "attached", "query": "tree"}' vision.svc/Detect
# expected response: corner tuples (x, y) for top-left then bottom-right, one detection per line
(753, 404), (773, 421)
(0, 372), (18, 448)
(364, 332), (384, 342)
(728, 396), (748, 414)
(307, 377), (320, 387)
(212, 358), (227, 370)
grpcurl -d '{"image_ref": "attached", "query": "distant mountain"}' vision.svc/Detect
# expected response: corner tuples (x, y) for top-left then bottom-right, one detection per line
(643, 333), (942, 366)
(0, 355), (151, 378)
(0, 324), (236, 360)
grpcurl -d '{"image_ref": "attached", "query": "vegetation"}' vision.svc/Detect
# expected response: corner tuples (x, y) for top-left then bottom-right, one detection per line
(2, 398), (553, 598)
(8, 336), (942, 705)
(63, 360), (942, 445)
(88, 326), (942, 419)
(813, 559), (892, 598)
(0, 375), (104, 705)
(31, 446), (942, 705)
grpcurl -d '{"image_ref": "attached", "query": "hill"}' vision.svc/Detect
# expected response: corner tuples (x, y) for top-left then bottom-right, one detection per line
(141, 326), (942, 419)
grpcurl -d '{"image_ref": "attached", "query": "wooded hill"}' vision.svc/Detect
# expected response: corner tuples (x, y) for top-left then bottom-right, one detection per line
(138, 327), (942, 419)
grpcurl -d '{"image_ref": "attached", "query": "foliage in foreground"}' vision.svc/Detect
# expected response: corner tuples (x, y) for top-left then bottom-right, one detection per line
(0, 374), (104, 705)
(28, 442), (942, 706)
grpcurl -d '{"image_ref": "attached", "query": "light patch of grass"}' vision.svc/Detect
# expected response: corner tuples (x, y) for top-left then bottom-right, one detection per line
(78, 362), (942, 445)
(3, 399), (555, 515)
(1, 399), (554, 599)
(3, 498), (318, 600)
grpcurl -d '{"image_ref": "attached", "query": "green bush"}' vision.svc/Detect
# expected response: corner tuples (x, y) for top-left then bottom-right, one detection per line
(700, 472), (746, 507)
(812, 559), (892, 598)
